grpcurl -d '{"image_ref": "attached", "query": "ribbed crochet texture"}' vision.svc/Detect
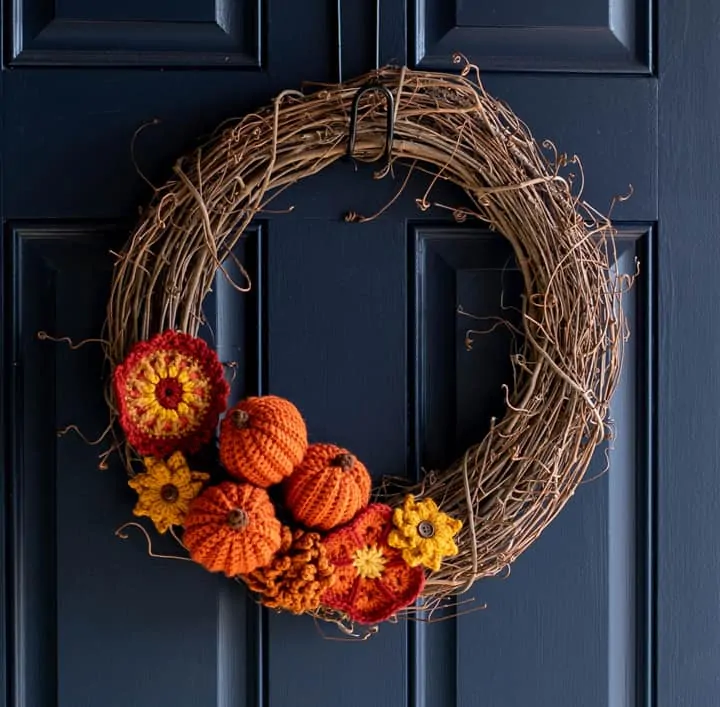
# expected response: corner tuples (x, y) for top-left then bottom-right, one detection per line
(285, 444), (371, 530)
(183, 481), (281, 576)
(220, 396), (307, 487)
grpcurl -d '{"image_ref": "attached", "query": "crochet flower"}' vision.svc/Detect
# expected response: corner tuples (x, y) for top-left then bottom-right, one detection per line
(113, 330), (229, 457)
(242, 527), (335, 614)
(388, 495), (463, 572)
(128, 452), (210, 533)
(321, 504), (425, 625)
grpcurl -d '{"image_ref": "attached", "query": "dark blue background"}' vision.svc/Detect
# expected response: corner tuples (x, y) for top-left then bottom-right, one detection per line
(0, 0), (711, 706)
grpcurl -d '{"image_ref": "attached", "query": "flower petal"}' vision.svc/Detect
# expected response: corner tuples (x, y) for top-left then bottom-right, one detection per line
(322, 526), (357, 567)
(128, 453), (208, 534)
(113, 331), (229, 457)
(389, 495), (463, 572)
(351, 504), (392, 547)
(321, 564), (358, 610)
(322, 504), (426, 624)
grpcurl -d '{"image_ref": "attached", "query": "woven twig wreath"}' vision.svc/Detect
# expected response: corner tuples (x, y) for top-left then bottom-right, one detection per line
(106, 61), (627, 612)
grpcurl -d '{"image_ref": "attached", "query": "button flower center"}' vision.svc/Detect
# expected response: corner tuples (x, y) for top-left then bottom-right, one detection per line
(160, 483), (179, 502)
(417, 520), (435, 538)
(127, 452), (210, 534)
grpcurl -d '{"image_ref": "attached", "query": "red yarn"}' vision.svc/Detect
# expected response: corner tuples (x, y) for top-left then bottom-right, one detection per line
(321, 504), (426, 624)
(113, 331), (229, 457)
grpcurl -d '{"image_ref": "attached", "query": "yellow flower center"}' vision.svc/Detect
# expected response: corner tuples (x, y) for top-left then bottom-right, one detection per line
(353, 545), (386, 579)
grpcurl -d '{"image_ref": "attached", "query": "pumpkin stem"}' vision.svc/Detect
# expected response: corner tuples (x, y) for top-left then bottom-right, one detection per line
(332, 453), (355, 471)
(231, 409), (251, 428)
(227, 508), (249, 530)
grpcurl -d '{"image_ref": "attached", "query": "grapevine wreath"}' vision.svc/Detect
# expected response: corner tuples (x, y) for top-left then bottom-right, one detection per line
(104, 59), (629, 630)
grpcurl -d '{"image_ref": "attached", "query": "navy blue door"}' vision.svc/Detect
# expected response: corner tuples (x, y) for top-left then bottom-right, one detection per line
(1, 1), (713, 706)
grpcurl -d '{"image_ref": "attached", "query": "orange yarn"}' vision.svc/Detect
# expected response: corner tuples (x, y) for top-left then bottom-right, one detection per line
(285, 444), (371, 530)
(321, 504), (426, 624)
(242, 526), (335, 614)
(219, 396), (308, 487)
(183, 481), (281, 576)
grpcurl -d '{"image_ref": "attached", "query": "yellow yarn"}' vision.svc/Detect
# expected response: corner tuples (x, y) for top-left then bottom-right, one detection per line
(124, 352), (213, 438)
(388, 495), (463, 572)
(128, 452), (209, 533)
(352, 545), (386, 579)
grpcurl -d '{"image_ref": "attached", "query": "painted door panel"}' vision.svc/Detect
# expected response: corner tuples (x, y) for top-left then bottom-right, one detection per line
(2, 1), (712, 706)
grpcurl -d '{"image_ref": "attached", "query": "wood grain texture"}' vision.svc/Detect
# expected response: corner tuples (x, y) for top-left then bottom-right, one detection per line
(0, 0), (668, 704)
(5, 225), (262, 707)
(413, 227), (652, 707)
(658, 1), (720, 705)
(413, 0), (652, 73)
(9, 0), (263, 66)
(264, 216), (409, 707)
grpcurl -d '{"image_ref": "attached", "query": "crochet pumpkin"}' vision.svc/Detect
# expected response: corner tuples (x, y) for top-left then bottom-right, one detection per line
(219, 396), (308, 487)
(242, 526), (335, 614)
(183, 482), (282, 576)
(285, 443), (371, 530)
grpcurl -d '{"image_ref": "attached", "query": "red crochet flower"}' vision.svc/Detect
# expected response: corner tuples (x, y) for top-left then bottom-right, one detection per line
(321, 504), (425, 625)
(113, 331), (229, 457)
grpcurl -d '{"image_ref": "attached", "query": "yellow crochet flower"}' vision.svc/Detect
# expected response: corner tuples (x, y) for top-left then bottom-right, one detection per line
(128, 452), (210, 533)
(388, 495), (463, 572)
(353, 545), (387, 580)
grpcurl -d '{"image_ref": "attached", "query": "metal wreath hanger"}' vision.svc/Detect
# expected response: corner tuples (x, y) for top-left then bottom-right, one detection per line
(337, 0), (395, 165)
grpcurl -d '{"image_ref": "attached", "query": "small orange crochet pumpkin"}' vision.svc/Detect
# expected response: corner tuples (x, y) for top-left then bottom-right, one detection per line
(183, 481), (282, 576)
(219, 395), (308, 487)
(285, 443), (371, 531)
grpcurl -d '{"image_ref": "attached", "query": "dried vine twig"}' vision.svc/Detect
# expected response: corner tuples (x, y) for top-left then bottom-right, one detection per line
(105, 61), (628, 603)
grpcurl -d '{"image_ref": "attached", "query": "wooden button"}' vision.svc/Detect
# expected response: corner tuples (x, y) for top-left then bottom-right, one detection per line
(160, 484), (179, 503)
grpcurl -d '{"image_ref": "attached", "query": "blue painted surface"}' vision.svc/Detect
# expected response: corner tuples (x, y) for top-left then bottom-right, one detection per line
(2, 0), (710, 705)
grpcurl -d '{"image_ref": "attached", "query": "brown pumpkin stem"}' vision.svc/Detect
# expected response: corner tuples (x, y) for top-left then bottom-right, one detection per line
(231, 409), (250, 428)
(331, 453), (355, 471)
(227, 508), (249, 530)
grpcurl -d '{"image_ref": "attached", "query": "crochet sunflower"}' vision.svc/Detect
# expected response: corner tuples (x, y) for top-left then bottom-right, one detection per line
(128, 452), (210, 533)
(388, 495), (463, 572)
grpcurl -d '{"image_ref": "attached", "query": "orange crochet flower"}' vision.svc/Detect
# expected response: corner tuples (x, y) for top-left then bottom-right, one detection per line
(321, 504), (425, 625)
(113, 331), (229, 457)
(242, 527), (335, 614)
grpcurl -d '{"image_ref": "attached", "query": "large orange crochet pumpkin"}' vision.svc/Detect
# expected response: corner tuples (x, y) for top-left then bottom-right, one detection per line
(285, 444), (371, 531)
(183, 481), (281, 576)
(219, 396), (308, 487)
